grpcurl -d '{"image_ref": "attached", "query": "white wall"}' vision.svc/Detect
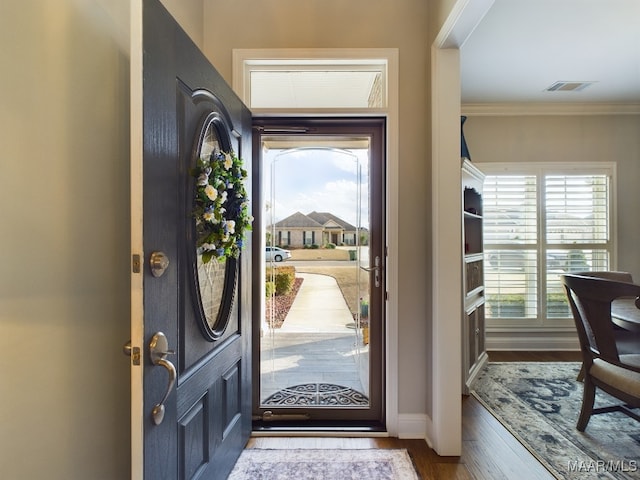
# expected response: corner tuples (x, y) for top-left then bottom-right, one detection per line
(464, 115), (640, 279)
(0, 0), (131, 478)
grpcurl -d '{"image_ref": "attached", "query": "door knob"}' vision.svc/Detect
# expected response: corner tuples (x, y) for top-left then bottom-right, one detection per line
(149, 332), (176, 425)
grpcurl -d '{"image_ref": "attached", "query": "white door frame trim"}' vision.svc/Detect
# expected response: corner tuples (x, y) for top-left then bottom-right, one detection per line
(430, 0), (494, 455)
(130, 1), (144, 478)
(233, 48), (399, 434)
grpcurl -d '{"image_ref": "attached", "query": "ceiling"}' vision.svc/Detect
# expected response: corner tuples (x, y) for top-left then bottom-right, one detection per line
(247, 1), (639, 112)
(460, 0), (640, 107)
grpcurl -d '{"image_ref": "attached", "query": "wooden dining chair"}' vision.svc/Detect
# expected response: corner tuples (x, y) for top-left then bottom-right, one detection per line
(572, 271), (640, 356)
(571, 270), (634, 283)
(561, 273), (640, 431)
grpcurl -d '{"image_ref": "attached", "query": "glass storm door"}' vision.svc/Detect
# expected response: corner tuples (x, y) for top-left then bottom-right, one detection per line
(252, 118), (385, 428)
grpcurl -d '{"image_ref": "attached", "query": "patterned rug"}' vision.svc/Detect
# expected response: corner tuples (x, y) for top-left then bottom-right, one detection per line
(228, 448), (419, 480)
(472, 362), (640, 479)
(262, 383), (369, 406)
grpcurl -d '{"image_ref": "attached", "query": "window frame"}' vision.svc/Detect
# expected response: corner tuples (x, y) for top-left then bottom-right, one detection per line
(476, 161), (617, 331)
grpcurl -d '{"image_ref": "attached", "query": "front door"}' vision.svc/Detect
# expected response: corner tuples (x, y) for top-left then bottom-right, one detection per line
(130, 1), (252, 478)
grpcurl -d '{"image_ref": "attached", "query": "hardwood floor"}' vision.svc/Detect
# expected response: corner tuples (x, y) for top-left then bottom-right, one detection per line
(246, 351), (582, 479)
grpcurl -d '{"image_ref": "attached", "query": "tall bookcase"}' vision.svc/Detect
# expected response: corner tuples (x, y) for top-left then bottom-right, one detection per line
(462, 159), (488, 394)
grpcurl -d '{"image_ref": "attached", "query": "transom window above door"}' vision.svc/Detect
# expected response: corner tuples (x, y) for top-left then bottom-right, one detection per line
(232, 50), (394, 112)
(249, 66), (384, 109)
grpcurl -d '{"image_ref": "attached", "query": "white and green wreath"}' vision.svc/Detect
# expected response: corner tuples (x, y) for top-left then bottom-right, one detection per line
(192, 150), (252, 264)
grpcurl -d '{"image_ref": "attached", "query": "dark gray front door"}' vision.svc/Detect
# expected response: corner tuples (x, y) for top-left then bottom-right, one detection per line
(139, 1), (251, 478)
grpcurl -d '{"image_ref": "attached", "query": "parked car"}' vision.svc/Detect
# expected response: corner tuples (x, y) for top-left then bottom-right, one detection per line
(265, 246), (291, 262)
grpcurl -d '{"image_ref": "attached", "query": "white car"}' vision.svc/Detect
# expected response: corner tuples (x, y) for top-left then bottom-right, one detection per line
(265, 246), (291, 262)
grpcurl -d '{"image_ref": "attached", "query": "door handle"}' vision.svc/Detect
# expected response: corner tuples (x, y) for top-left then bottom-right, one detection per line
(360, 255), (381, 288)
(149, 332), (176, 425)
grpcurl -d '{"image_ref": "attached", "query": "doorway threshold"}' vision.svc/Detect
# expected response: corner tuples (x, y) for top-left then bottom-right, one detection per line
(252, 421), (387, 436)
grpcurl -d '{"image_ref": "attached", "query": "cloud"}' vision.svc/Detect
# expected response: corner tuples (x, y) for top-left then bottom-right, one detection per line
(264, 148), (370, 228)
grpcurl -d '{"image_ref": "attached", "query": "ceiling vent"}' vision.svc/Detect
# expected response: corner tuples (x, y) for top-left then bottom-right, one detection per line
(545, 81), (595, 92)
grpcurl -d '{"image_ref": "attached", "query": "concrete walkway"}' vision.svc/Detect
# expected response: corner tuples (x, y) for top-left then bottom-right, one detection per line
(260, 272), (369, 402)
(279, 273), (355, 332)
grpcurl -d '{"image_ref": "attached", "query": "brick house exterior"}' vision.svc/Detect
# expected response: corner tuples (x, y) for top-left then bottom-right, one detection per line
(269, 211), (367, 247)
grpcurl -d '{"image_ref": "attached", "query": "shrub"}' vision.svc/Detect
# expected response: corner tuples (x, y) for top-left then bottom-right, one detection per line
(266, 266), (296, 296)
(274, 271), (293, 295)
(326, 243), (336, 249)
(310, 244), (319, 249)
(265, 281), (275, 298)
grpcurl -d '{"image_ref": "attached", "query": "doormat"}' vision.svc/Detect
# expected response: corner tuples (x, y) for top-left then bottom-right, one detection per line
(262, 383), (368, 406)
(472, 362), (640, 479)
(228, 448), (419, 480)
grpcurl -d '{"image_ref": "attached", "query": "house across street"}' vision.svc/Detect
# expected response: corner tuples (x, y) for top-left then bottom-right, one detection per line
(269, 211), (368, 248)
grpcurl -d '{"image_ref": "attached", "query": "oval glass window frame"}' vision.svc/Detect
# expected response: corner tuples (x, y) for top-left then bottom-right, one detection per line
(188, 111), (239, 342)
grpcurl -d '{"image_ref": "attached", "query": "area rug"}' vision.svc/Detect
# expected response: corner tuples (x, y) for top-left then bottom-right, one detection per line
(472, 362), (640, 479)
(228, 448), (419, 480)
(262, 383), (369, 406)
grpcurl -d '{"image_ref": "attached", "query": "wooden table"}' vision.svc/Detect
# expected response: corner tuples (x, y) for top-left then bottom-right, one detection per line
(611, 298), (640, 333)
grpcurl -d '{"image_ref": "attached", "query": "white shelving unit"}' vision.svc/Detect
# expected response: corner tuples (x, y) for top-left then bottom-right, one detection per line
(462, 159), (488, 394)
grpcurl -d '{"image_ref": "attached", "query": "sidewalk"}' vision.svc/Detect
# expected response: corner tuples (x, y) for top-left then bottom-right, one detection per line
(260, 272), (369, 401)
(279, 273), (354, 332)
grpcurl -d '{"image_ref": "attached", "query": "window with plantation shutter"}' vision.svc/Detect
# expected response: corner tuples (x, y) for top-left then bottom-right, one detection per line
(545, 174), (611, 319)
(478, 163), (614, 328)
(483, 174), (538, 319)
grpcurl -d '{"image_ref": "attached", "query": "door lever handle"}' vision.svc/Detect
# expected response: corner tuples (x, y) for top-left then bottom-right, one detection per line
(149, 332), (176, 425)
(360, 255), (381, 288)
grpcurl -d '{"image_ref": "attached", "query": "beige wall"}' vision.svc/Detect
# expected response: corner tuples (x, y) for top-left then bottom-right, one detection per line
(0, 0), (131, 478)
(464, 115), (640, 279)
(0, 0), (463, 475)
(201, 0), (433, 414)
(160, 0), (204, 46)
(6, 2), (632, 471)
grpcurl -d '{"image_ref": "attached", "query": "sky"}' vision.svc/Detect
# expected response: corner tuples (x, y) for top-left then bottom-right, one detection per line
(263, 147), (370, 229)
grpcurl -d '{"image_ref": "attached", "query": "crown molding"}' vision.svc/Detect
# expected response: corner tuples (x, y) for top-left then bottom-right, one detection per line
(462, 102), (640, 116)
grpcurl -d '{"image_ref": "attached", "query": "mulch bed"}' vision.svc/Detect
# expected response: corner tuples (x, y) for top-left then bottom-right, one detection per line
(265, 277), (304, 328)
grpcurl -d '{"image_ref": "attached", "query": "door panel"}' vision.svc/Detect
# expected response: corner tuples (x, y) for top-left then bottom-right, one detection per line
(135, 1), (252, 478)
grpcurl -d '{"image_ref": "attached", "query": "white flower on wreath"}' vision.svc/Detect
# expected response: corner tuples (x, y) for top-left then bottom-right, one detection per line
(202, 210), (215, 222)
(224, 153), (233, 170)
(204, 184), (217, 201)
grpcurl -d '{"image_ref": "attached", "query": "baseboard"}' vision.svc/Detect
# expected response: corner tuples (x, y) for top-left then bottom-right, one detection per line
(397, 413), (430, 442)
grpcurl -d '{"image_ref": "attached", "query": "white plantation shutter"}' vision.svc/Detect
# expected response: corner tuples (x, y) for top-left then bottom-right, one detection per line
(484, 175), (538, 318)
(481, 165), (613, 324)
(545, 174), (610, 318)
(483, 175), (537, 245)
(545, 175), (609, 245)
